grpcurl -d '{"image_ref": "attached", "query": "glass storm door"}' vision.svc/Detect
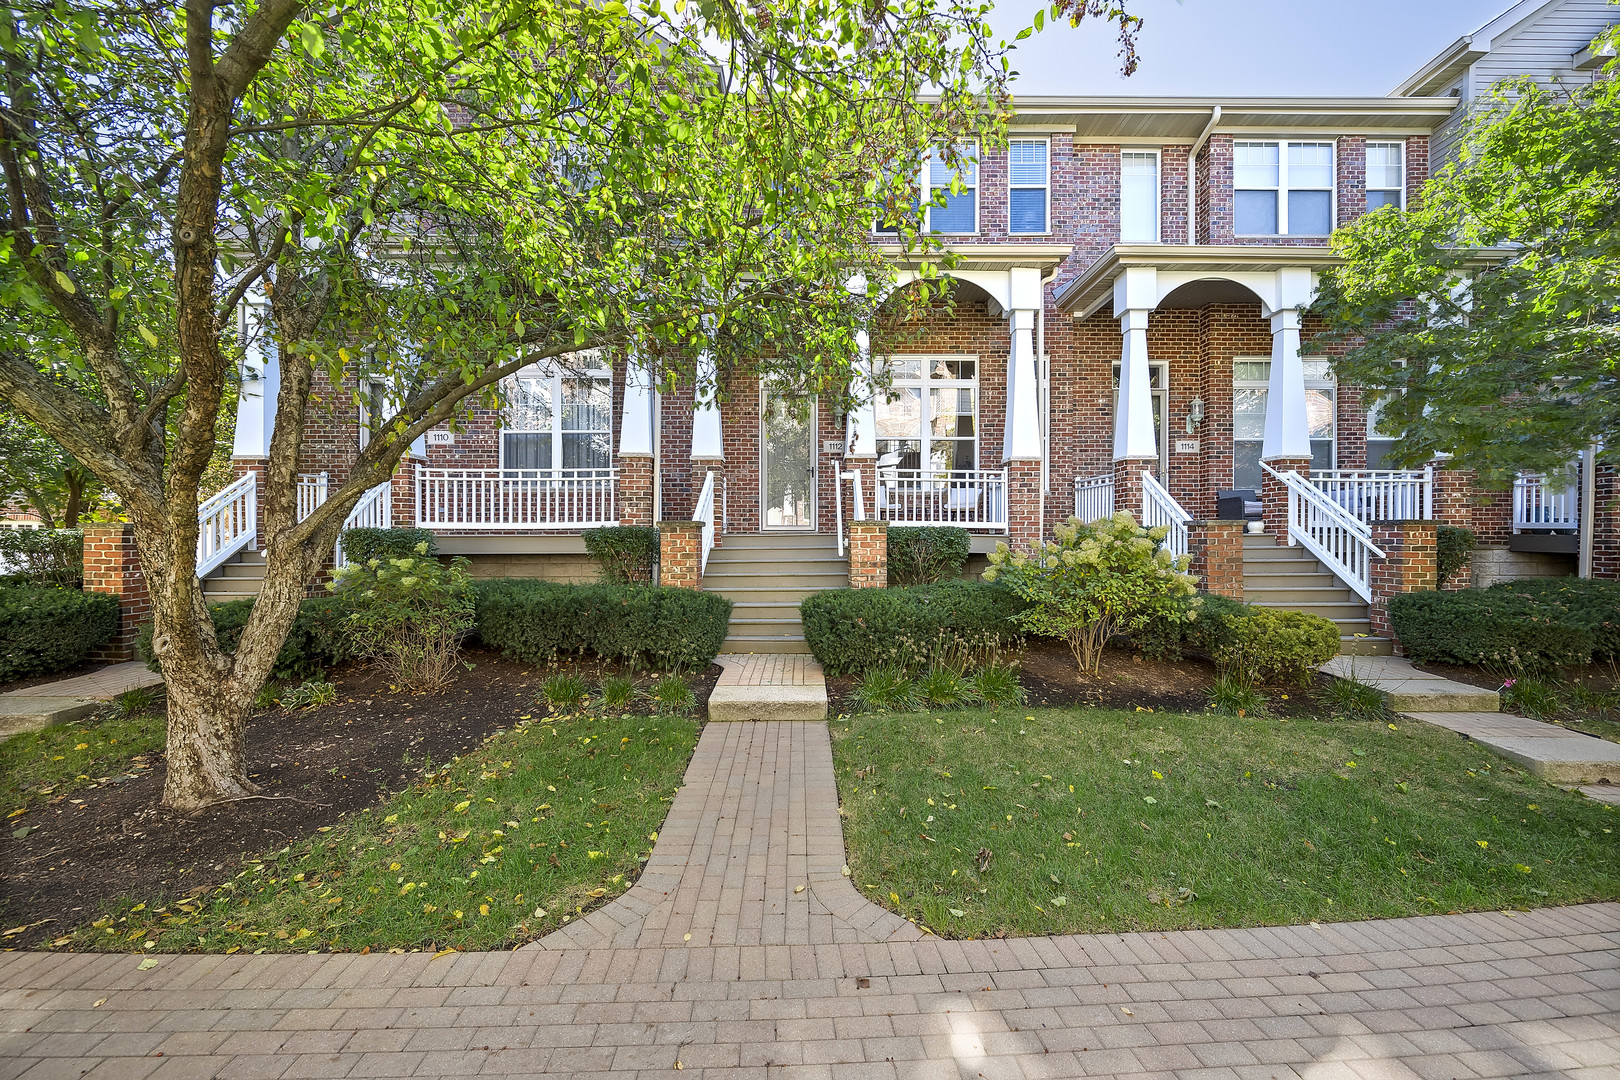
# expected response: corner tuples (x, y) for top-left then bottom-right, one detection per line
(762, 392), (817, 530)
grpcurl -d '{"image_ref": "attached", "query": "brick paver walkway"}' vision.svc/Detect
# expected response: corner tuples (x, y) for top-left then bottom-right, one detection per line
(714, 655), (824, 690)
(3, 720), (1618, 1080)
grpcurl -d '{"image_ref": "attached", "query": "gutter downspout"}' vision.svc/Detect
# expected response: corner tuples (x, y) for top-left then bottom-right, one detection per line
(1186, 105), (1222, 245)
(1579, 442), (1597, 577)
(1038, 267), (1058, 501)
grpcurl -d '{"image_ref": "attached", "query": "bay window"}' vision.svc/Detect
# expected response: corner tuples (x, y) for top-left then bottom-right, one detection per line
(501, 361), (613, 473)
(1234, 141), (1334, 236)
(875, 356), (978, 474)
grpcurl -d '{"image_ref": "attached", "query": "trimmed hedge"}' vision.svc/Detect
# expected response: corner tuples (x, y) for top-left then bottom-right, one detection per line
(1130, 592), (1338, 686)
(1485, 578), (1620, 662)
(886, 526), (970, 585)
(339, 527), (438, 566)
(1436, 525), (1475, 587)
(582, 526), (659, 583)
(1388, 589), (1593, 670)
(136, 596), (352, 683)
(474, 580), (731, 670)
(799, 581), (1027, 676)
(0, 584), (119, 681)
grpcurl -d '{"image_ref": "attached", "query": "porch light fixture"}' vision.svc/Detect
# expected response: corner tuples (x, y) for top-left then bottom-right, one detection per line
(1185, 397), (1205, 434)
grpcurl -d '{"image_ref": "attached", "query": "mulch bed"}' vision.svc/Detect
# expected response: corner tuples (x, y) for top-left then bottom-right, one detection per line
(1, 649), (720, 950)
(826, 640), (1333, 718)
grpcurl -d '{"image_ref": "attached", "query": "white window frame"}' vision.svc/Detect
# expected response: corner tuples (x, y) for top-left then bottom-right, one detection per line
(1007, 137), (1051, 236)
(874, 354), (980, 475)
(925, 142), (979, 236)
(358, 378), (389, 450)
(1365, 140), (1405, 212)
(1233, 140), (1337, 237)
(1119, 149), (1161, 244)
(498, 359), (614, 474)
(1111, 360), (1169, 474)
(1232, 358), (1338, 486)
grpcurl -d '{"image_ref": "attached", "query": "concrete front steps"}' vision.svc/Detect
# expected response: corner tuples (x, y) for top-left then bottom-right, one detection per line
(1242, 533), (1392, 656)
(201, 549), (268, 603)
(704, 533), (844, 655)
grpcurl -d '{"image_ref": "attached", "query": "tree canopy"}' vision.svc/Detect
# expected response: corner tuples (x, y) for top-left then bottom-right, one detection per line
(1311, 32), (1620, 486)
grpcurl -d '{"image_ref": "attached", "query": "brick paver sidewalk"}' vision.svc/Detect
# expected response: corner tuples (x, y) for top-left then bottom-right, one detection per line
(2, 720), (1617, 1079)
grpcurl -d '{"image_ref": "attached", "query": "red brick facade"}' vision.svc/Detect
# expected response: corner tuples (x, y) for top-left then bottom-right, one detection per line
(83, 524), (149, 661)
(1189, 519), (1246, 599)
(847, 521), (887, 588)
(657, 521), (703, 590)
(1368, 521), (1439, 652)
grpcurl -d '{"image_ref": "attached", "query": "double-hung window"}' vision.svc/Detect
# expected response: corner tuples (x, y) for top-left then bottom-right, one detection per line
(1234, 141), (1334, 236)
(500, 360), (613, 473)
(1232, 359), (1337, 489)
(1008, 139), (1050, 234)
(1365, 142), (1404, 211)
(874, 356), (978, 474)
(927, 143), (978, 234)
(358, 379), (389, 449)
(1119, 151), (1160, 242)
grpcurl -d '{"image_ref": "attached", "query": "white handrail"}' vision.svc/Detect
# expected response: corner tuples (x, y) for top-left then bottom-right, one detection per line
(1513, 469), (1580, 531)
(1261, 462), (1384, 603)
(335, 481), (393, 568)
(1074, 473), (1115, 523)
(415, 467), (618, 529)
(197, 473), (258, 578)
(835, 468), (868, 557)
(296, 472), (329, 523)
(1309, 467), (1432, 524)
(835, 469), (846, 557)
(870, 468), (1007, 531)
(1140, 471), (1192, 560)
(694, 470), (717, 574)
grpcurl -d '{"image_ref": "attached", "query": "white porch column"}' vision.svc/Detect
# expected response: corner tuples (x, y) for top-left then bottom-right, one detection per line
(848, 329), (877, 456)
(690, 351), (724, 460)
(232, 294), (277, 458)
(1003, 267), (1043, 462)
(1113, 308), (1158, 461)
(618, 354), (655, 457)
(1260, 308), (1313, 461)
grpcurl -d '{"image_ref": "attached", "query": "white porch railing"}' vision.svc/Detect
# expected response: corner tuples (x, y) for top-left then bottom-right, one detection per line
(1309, 467), (1432, 524)
(872, 469), (1007, 531)
(296, 472), (329, 522)
(415, 467), (618, 529)
(1514, 469), (1580, 532)
(335, 482), (393, 567)
(1140, 471), (1192, 560)
(1262, 462), (1384, 603)
(835, 468), (868, 556)
(694, 470), (717, 574)
(1074, 473), (1115, 523)
(197, 473), (258, 577)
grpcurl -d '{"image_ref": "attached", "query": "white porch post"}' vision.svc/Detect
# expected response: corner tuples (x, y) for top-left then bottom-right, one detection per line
(1113, 309), (1157, 462)
(1003, 267), (1043, 463)
(1260, 308), (1313, 462)
(231, 294), (277, 459)
(616, 354), (656, 529)
(690, 351), (724, 460)
(848, 329), (877, 457)
(619, 355), (655, 457)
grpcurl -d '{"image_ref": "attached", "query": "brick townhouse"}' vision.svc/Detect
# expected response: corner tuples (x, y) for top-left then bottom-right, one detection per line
(207, 0), (1617, 656)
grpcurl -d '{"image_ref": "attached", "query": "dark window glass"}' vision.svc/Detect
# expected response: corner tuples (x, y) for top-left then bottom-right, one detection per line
(1235, 190), (1278, 235)
(1287, 190), (1332, 235)
(1009, 188), (1046, 234)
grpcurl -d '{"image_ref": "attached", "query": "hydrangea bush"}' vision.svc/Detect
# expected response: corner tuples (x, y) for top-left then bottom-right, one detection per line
(330, 544), (475, 692)
(984, 512), (1199, 675)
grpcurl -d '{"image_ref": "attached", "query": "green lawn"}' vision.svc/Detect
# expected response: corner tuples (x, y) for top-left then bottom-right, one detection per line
(831, 707), (1620, 937)
(59, 712), (696, 953)
(2, 707), (164, 813)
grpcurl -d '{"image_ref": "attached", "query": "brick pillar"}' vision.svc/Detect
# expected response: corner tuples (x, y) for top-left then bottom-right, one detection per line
(658, 520), (703, 590)
(232, 458), (267, 544)
(617, 454), (654, 528)
(83, 524), (150, 662)
(842, 456), (877, 526)
(1188, 519), (1245, 600)
(1261, 457), (1310, 540)
(1429, 464), (1474, 590)
(1112, 458), (1155, 525)
(390, 455), (420, 530)
(1368, 520), (1438, 654)
(1594, 462), (1619, 581)
(1004, 460), (1044, 552)
(848, 521), (887, 588)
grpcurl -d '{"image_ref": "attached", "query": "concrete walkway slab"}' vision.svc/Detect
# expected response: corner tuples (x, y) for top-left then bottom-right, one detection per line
(707, 653), (828, 721)
(0, 715), (1615, 1079)
(1403, 710), (1620, 784)
(0, 661), (162, 738)
(1322, 654), (1501, 712)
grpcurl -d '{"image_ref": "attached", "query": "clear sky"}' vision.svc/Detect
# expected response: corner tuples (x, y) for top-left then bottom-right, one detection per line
(990, 0), (1512, 96)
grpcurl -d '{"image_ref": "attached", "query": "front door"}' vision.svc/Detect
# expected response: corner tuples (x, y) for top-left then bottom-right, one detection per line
(761, 391), (816, 530)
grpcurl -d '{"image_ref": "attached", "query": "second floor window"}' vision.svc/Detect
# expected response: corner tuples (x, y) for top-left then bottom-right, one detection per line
(501, 362), (612, 473)
(1234, 141), (1334, 236)
(1120, 151), (1160, 242)
(1366, 142), (1404, 211)
(1008, 139), (1049, 234)
(928, 143), (978, 234)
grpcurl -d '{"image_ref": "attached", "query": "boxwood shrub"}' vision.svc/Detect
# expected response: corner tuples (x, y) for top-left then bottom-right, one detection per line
(1388, 588), (1593, 670)
(474, 580), (731, 670)
(886, 526), (971, 586)
(339, 527), (438, 566)
(799, 581), (1027, 676)
(1132, 592), (1338, 686)
(1483, 578), (1620, 662)
(1435, 525), (1475, 587)
(0, 584), (119, 681)
(582, 525), (659, 583)
(136, 596), (352, 683)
